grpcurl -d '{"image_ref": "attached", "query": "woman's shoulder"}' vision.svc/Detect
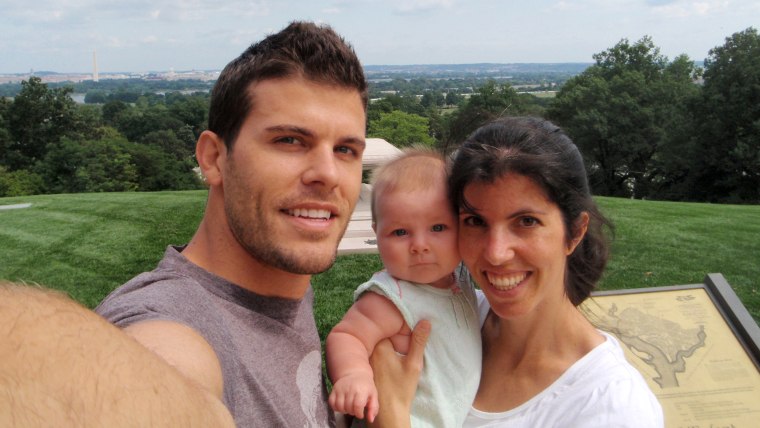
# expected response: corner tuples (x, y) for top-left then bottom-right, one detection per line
(559, 331), (664, 426)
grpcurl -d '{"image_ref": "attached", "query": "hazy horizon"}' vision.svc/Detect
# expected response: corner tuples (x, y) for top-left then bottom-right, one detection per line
(2, 0), (756, 74)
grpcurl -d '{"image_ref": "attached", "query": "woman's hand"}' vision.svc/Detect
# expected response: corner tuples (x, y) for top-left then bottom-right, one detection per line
(367, 320), (431, 428)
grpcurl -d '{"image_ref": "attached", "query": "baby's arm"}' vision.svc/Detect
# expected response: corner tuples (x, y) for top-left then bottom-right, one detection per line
(326, 292), (407, 422)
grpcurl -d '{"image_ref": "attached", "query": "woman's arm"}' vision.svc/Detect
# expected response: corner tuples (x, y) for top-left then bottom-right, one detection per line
(367, 319), (431, 428)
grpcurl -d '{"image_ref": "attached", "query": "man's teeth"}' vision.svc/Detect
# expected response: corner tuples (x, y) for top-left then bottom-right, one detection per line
(288, 208), (331, 219)
(487, 273), (527, 291)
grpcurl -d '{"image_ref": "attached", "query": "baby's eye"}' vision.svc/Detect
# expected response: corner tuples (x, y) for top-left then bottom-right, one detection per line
(431, 224), (446, 232)
(392, 229), (408, 236)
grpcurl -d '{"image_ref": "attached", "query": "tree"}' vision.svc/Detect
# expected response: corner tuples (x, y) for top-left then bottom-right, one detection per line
(102, 100), (129, 127)
(40, 136), (139, 193)
(38, 130), (202, 194)
(168, 93), (209, 137)
(368, 110), (435, 148)
(647, 55), (703, 201)
(445, 91), (463, 106)
(84, 90), (108, 104)
(420, 91), (445, 108)
(0, 166), (44, 197)
(548, 37), (699, 198)
(114, 102), (183, 142)
(377, 94), (426, 116)
(139, 129), (195, 161)
(688, 27), (760, 203)
(0, 98), (11, 166)
(123, 142), (202, 191)
(4, 77), (80, 170)
(444, 81), (536, 152)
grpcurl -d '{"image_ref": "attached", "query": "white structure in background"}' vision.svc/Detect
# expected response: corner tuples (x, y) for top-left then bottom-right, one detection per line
(93, 50), (99, 82)
(337, 138), (401, 255)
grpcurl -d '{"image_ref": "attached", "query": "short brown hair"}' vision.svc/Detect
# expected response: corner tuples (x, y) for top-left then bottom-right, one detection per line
(208, 21), (368, 151)
(370, 146), (448, 223)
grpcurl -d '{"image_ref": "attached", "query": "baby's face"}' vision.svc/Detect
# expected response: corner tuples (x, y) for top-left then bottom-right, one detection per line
(374, 184), (460, 288)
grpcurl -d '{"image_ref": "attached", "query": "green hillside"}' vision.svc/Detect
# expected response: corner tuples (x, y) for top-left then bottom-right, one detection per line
(1, 192), (758, 337)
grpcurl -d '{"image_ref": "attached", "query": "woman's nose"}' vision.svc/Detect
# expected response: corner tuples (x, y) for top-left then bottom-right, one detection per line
(483, 229), (515, 265)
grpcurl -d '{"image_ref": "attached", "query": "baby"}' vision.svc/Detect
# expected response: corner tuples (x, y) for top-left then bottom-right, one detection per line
(326, 146), (481, 427)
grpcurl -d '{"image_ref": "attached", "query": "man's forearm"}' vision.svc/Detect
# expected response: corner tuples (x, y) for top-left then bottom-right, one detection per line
(0, 282), (234, 427)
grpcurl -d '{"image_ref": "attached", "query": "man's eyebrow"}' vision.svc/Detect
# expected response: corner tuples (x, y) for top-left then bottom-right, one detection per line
(264, 125), (314, 137)
(342, 137), (366, 150)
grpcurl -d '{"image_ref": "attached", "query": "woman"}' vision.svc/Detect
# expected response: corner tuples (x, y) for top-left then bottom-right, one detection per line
(369, 116), (663, 427)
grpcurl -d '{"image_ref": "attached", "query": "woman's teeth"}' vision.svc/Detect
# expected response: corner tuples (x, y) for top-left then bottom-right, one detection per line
(487, 272), (527, 291)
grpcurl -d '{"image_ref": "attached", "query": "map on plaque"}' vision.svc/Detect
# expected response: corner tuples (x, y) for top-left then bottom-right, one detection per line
(581, 284), (760, 428)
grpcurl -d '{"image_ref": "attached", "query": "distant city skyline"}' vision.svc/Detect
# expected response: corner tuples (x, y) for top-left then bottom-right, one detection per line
(1, 0), (757, 74)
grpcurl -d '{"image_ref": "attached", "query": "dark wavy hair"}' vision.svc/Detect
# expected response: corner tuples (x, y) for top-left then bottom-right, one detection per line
(448, 116), (613, 305)
(208, 21), (368, 151)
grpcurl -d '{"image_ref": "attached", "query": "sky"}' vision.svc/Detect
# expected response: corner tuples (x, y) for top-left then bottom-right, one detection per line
(0, 0), (757, 74)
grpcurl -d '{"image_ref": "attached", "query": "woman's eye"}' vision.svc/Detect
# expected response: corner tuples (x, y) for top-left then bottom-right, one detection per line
(392, 229), (408, 236)
(462, 216), (485, 227)
(520, 217), (539, 227)
(431, 224), (446, 232)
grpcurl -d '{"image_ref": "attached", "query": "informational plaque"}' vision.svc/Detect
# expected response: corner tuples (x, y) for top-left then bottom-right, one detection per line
(581, 274), (760, 428)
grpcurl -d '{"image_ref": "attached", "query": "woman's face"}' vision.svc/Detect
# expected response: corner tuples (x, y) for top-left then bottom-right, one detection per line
(458, 173), (583, 320)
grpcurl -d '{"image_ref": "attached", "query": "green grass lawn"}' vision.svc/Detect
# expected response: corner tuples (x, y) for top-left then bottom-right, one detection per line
(1, 192), (758, 340)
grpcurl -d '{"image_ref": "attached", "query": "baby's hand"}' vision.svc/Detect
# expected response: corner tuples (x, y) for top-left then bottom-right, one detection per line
(328, 373), (379, 422)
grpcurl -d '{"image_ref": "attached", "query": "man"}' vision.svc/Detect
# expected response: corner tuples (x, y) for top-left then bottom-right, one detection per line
(0, 21), (431, 427)
(93, 21), (365, 427)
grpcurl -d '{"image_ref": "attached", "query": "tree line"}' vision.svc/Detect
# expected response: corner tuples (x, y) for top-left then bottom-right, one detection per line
(1, 27), (757, 203)
(0, 81), (206, 195)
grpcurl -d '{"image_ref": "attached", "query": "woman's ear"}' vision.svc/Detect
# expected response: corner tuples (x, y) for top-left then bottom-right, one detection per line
(196, 130), (226, 187)
(566, 212), (590, 255)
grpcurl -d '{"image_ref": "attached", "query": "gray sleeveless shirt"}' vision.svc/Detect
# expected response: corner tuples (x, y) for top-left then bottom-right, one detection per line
(96, 246), (334, 427)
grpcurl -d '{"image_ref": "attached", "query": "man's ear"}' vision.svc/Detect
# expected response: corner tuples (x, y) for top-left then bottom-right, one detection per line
(567, 212), (590, 255)
(196, 131), (226, 187)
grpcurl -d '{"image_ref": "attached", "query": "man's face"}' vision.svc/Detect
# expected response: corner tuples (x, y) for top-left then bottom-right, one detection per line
(222, 77), (366, 275)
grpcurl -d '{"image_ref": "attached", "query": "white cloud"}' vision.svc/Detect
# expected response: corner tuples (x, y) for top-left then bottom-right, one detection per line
(394, 0), (454, 14)
(104, 36), (130, 48)
(650, 0), (730, 17)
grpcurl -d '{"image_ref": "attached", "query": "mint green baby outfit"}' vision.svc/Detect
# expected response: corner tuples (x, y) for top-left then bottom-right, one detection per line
(354, 270), (482, 428)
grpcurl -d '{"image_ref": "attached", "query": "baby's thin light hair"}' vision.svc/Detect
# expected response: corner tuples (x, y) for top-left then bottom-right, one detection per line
(370, 145), (447, 223)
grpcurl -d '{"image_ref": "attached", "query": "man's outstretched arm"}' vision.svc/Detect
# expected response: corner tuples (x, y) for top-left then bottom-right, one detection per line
(0, 282), (234, 427)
